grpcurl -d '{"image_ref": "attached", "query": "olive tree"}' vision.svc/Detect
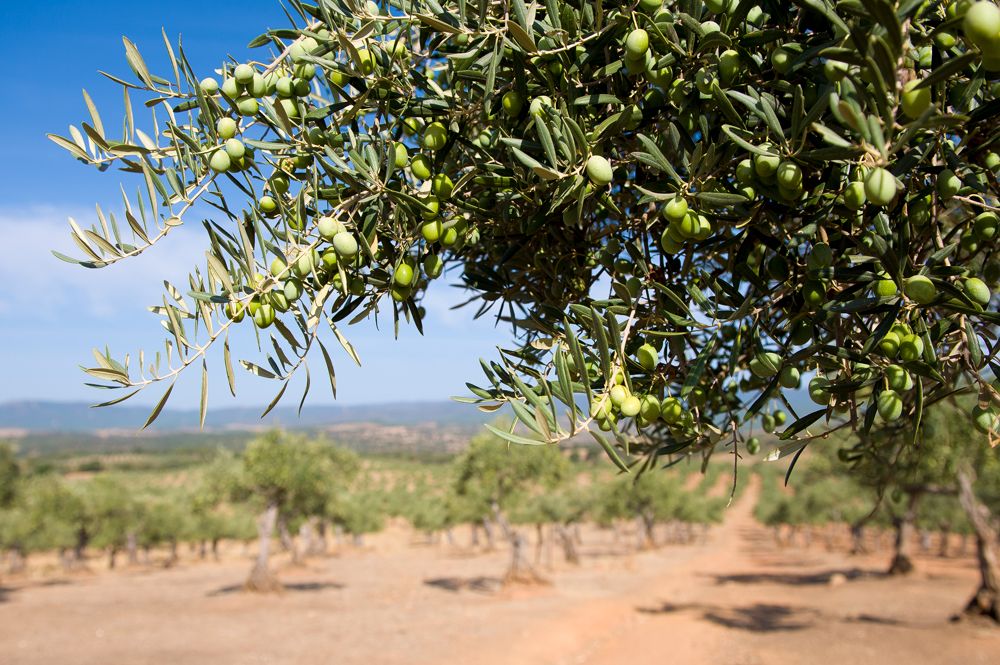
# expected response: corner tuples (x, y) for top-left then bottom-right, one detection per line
(51, 0), (1000, 610)
(231, 431), (358, 591)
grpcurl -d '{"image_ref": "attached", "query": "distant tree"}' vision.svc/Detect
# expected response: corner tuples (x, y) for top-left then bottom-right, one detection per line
(454, 427), (569, 583)
(84, 476), (139, 569)
(232, 431), (359, 591)
(0, 443), (19, 508)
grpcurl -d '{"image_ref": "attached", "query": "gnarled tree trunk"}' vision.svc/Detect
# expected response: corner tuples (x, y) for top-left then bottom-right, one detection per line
(555, 524), (580, 564)
(245, 502), (281, 592)
(957, 469), (1000, 623)
(888, 493), (919, 575)
(492, 502), (543, 585)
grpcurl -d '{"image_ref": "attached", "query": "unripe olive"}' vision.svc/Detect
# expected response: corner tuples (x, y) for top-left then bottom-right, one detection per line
(662, 196), (688, 223)
(877, 390), (903, 421)
(283, 279), (303, 302)
(778, 366), (801, 389)
(392, 142), (409, 169)
(411, 154), (433, 180)
(253, 303), (276, 328)
(220, 77), (240, 99)
(586, 155), (614, 186)
(972, 404), (1000, 434)
(903, 274), (936, 304)
(885, 364), (911, 392)
(422, 122), (448, 151)
(293, 249), (319, 277)
(900, 79), (931, 118)
(421, 219), (444, 242)
(224, 138), (245, 160)
(234, 64), (255, 85)
(209, 150), (231, 173)
(200, 77), (220, 94)
(754, 150), (780, 178)
(236, 97), (259, 116)
(937, 169), (961, 199)
(776, 161), (803, 190)
(843, 181), (867, 210)
(394, 263), (414, 287)
(421, 196), (440, 220)
(225, 300), (245, 322)
(529, 96), (553, 117)
(217, 117), (238, 140)
(747, 437), (761, 455)
(424, 254), (444, 278)
(609, 385), (629, 407)
(431, 173), (454, 200)
(965, 277), (992, 305)
(809, 377), (831, 405)
(318, 216), (345, 240)
(963, 2), (1000, 53)
(624, 29), (649, 59)
(639, 394), (661, 421)
(749, 351), (782, 378)
(864, 167), (897, 206)
(332, 232), (359, 258)
(823, 59), (849, 82)
(620, 395), (642, 418)
(501, 90), (524, 117)
(636, 343), (658, 371)
(974, 212), (999, 241)
(898, 333), (924, 362)
(718, 49), (740, 84)
(771, 47), (793, 73)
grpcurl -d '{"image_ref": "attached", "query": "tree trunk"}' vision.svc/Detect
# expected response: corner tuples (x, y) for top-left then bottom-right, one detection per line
(74, 528), (89, 563)
(888, 493), (919, 575)
(352, 533), (364, 547)
(939, 524), (951, 558)
(638, 512), (656, 549)
(469, 522), (480, 548)
(312, 521), (328, 556)
(482, 517), (496, 551)
(126, 532), (139, 565)
(199, 540), (207, 560)
(298, 521), (314, 560)
(278, 519), (301, 565)
(919, 529), (932, 553)
(7, 548), (26, 574)
(108, 547), (118, 570)
(957, 469), (1000, 623)
(211, 538), (220, 561)
(445, 527), (455, 547)
(556, 524), (580, 564)
(534, 523), (544, 565)
(245, 502), (281, 592)
(167, 540), (178, 567)
(850, 520), (868, 555)
(491, 502), (543, 585)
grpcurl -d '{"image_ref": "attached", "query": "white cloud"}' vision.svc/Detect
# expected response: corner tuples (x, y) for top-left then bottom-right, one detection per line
(0, 205), (206, 320)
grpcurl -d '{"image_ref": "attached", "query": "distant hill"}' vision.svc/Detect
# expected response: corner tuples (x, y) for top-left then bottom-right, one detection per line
(0, 399), (493, 433)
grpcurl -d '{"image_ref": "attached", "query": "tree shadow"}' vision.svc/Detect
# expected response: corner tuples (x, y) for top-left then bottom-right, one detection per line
(637, 602), (814, 632)
(207, 580), (344, 597)
(423, 576), (503, 594)
(709, 567), (884, 586)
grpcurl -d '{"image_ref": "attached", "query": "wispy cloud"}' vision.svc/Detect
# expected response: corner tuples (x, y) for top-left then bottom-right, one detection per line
(0, 205), (206, 320)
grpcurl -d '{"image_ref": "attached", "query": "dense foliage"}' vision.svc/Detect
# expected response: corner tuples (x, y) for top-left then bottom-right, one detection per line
(49, 0), (1000, 473)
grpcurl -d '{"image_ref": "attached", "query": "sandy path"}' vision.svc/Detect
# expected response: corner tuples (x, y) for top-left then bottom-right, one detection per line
(1, 478), (999, 664)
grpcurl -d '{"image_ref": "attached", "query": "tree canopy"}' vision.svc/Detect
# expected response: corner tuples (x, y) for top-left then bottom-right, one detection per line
(51, 0), (1000, 470)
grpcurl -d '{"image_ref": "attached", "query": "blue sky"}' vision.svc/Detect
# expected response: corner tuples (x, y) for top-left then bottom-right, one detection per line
(0, 0), (510, 412)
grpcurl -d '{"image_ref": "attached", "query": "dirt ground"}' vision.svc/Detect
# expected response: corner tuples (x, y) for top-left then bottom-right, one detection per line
(2, 481), (999, 665)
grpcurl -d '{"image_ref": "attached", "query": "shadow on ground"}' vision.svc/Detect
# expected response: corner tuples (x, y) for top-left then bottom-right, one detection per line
(709, 567), (885, 586)
(207, 581), (344, 596)
(637, 602), (815, 632)
(424, 576), (503, 594)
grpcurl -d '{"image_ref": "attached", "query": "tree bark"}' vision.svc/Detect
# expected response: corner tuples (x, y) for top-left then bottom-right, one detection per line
(939, 524), (951, 558)
(482, 517), (496, 550)
(491, 502), (543, 585)
(245, 502), (281, 593)
(888, 493), (919, 575)
(638, 512), (656, 549)
(107, 547), (118, 570)
(211, 538), (220, 561)
(469, 522), (480, 548)
(126, 532), (139, 565)
(556, 524), (580, 564)
(534, 523), (544, 565)
(957, 469), (1000, 622)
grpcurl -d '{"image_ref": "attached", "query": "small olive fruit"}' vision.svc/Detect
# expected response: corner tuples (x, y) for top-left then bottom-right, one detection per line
(864, 167), (897, 206)
(224, 138), (246, 160)
(421, 220), (443, 243)
(749, 351), (782, 378)
(660, 397), (682, 424)
(903, 274), (937, 304)
(501, 90), (524, 117)
(747, 437), (761, 455)
(776, 161), (803, 190)
(422, 121), (448, 151)
(972, 404), (1000, 434)
(332, 231), (359, 258)
(431, 173), (454, 200)
(394, 264), (414, 287)
(778, 366), (801, 389)
(200, 77), (220, 94)
(233, 64), (255, 85)
(609, 384), (629, 407)
(843, 181), (867, 210)
(217, 117), (238, 140)
(901, 79), (931, 118)
(877, 390), (903, 421)
(411, 154), (433, 180)
(937, 169), (961, 199)
(393, 142), (408, 169)
(809, 377), (831, 405)
(636, 343), (658, 371)
(318, 216), (345, 240)
(209, 150), (232, 173)
(586, 155), (614, 186)
(963, 2), (1000, 53)
(424, 254), (444, 278)
(964, 277), (992, 306)
(663, 196), (688, 223)
(620, 395), (642, 418)
(624, 29), (650, 59)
